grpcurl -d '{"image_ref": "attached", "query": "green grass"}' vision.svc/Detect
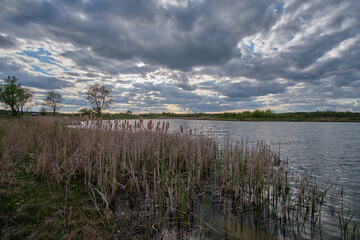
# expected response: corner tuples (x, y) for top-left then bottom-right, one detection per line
(0, 155), (111, 239)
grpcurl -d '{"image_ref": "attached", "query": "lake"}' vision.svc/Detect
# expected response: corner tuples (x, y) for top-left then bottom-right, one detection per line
(163, 120), (360, 195)
(129, 119), (360, 239)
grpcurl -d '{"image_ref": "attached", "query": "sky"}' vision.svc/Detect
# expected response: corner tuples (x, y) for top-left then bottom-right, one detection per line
(0, 0), (359, 113)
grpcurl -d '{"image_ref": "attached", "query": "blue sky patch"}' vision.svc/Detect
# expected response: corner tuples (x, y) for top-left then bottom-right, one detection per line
(60, 66), (71, 72)
(299, 16), (307, 23)
(30, 65), (55, 76)
(274, 4), (284, 11)
(244, 42), (254, 52)
(156, 77), (167, 83)
(22, 48), (55, 65)
(22, 47), (71, 72)
(288, 35), (294, 41)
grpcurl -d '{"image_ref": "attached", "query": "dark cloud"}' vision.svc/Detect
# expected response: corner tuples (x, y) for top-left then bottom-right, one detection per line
(132, 82), (200, 102)
(62, 49), (158, 75)
(62, 98), (88, 106)
(22, 76), (72, 90)
(0, 0), (279, 70)
(0, 34), (18, 49)
(169, 72), (196, 91)
(281, 32), (357, 70)
(65, 72), (80, 77)
(218, 81), (287, 101)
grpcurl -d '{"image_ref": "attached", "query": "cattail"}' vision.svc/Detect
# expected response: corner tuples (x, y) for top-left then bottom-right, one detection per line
(147, 120), (153, 131)
(156, 121), (161, 132)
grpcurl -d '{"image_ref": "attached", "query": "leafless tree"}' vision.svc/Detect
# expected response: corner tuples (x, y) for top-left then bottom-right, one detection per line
(44, 91), (63, 116)
(19, 88), (34, 115)
(86, 84), (113, 116)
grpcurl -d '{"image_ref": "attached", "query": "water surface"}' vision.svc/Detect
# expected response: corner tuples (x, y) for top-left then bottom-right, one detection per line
(163, 120), (360, 199)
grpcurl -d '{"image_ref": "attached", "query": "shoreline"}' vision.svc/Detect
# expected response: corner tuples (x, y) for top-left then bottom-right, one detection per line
(150, 116), (360, 122)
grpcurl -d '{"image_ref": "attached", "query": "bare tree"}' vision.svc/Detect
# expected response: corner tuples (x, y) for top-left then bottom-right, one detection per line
(18, 88), (34, 115)
(86, 84), (113, 116)
(44, 91), (63, 116)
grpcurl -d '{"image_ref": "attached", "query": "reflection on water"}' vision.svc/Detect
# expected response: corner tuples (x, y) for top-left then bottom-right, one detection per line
(161, 195), (278, 240)
(106, 119), (360, 239)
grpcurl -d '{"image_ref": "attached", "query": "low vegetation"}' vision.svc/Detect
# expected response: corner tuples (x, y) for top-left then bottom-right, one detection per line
(138, 110), (360, 122)
(3, 109), (360, 122)
(0, 117), (359, 239)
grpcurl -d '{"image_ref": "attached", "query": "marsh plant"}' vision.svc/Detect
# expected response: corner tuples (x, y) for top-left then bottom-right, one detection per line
(0, 117), (359, 239)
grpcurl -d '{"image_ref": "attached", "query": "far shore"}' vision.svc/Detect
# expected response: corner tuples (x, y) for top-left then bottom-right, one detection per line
(1, 109), (360, 122)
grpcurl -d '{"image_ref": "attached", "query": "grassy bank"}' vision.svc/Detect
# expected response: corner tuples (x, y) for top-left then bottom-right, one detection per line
(0, 117), (359, 239)
(103, 110), (360, 122)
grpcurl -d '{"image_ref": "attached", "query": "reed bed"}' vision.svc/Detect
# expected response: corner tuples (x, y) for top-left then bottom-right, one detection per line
(0, 117), (359, 239)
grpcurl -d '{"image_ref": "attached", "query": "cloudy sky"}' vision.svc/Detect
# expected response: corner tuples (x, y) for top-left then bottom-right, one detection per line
(0, 0), (359, 113)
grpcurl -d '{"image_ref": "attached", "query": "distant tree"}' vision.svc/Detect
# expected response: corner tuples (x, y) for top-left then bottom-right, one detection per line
(86, 83), (113, 117)
(78, 108), (94, 117)
(0, 76), (27, 116)
(40, 105), (47, 116)
(44, 91), (63, 116)
(18, 88), (34, 115)
(125, 110), (132, 115)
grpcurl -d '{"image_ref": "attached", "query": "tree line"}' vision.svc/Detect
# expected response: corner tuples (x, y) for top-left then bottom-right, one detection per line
(0, 76), (113, 117)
